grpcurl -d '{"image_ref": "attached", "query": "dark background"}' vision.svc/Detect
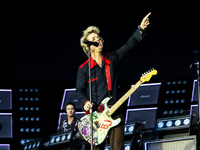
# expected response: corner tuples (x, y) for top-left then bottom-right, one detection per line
(12, 3), (199, 83)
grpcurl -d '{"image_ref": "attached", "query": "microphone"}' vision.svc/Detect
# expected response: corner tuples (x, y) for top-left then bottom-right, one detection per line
(82, 40), (99, 47)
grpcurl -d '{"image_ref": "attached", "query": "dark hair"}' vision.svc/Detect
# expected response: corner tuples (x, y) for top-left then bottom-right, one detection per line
(66, 102), (76, 110)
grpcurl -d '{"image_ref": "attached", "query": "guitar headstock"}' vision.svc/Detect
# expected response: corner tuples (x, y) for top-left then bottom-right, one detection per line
(140, 68), (157, 83)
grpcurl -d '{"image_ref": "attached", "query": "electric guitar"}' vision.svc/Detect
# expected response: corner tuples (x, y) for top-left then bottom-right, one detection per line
(78, 69), (157, 145)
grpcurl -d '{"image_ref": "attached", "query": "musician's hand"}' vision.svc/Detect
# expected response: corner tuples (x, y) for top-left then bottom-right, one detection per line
(140, 12), (151, 30)
(84, 101), (93, 111)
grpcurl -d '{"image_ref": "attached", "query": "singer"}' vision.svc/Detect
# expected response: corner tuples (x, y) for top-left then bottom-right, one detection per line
(76, 12), (151, 150)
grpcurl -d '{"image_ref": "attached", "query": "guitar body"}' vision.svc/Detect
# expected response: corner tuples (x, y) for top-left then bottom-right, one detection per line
(78, 69), (157, 146)
(78, 97), (121, 145)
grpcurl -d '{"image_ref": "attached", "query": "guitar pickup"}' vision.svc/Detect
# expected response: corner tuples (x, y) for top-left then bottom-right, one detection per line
(94, 121), (100, 129)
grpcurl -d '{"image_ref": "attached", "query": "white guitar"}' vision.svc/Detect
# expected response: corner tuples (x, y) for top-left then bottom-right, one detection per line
(78, 69), (157, 145)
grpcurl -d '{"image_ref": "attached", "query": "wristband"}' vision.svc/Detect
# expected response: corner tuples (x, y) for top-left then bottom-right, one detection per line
(138, 25), (145, 33)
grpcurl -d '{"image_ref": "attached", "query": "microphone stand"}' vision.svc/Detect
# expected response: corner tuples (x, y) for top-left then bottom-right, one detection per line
(196, 61), (200, 124)
(87, 46), (94, 150)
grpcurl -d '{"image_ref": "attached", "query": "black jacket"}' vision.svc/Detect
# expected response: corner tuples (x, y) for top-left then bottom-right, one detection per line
(76, 28), (143, 111)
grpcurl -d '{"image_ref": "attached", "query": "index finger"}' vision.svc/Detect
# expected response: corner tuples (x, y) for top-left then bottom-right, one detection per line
(144, 12), (151, 19)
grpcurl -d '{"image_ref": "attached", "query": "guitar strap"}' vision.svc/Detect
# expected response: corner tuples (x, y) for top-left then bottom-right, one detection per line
(104, 53), (112, 93)
(105, 63), (112, 92)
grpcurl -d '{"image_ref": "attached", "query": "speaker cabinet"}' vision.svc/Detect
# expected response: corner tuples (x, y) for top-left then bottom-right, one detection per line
(0, 144), (10, 150)
(60, 89), (82, 110)
(144, 135), (197, 150)
(0, 113), (12, 138)
(0, 89), (12, 110)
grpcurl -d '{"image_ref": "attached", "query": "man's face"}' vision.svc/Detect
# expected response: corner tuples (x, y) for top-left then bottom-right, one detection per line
(66, 104), (75, 117)
(87, 33), (103, 52)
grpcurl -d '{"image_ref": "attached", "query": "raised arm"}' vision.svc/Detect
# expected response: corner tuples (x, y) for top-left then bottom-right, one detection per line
(110, 12), (151, 64)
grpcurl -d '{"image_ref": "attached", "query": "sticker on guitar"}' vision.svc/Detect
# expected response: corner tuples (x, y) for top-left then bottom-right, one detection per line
(82, 126), (90, 135)
(101, 120), (112, 129)
(97, 103), (105, 113)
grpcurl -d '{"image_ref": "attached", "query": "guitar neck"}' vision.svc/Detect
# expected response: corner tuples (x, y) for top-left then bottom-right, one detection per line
(108, 80), (143, 116)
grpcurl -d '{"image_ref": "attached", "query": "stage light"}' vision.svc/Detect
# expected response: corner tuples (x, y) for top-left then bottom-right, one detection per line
(21, 139), (26, 145)
(163, 110), (168, 115)
(20, 139), (34, 146)
(178, 81), (182, 84)
(124, 144), (131, 150)
(175, 99), (179, 103)
(165, 100), (169, 104)
(171, 90), (175, 94)
(17, 87), (41, 142)
(50, 137), (55, 144)
(158, 79), (192, 118)
(156, 115), (191, 131)
(183, 118), (190, 125)
(180, 109), (184, 114)
(31, 128), (35, 132)
(20, 117), (24, 121)
(48, 131), (72, 146)
(20, 128), (24, 132)
(167, 81), (171, 85)
(124, 124), (135, 135)
(181, 99), (185, 103)
(36, 117), (40, 121)
(166, 90), (170, 94)
(36, 128), (40, 132)
(26, 128), (30, 132)
(170, 100), (174, 104)
(166, 120), (172, 127)
(175, 119), (181, 126)
(169, 110), (173, 115)
(158, 122), (164, 128)
(23, 139), (41, 150)
(174, 110), (179, 114)
(61, 135), (66, 141)
(56, 136), (60, 142)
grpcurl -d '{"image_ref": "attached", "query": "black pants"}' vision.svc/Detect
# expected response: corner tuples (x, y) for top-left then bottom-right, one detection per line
(93, 112), (125, 150)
